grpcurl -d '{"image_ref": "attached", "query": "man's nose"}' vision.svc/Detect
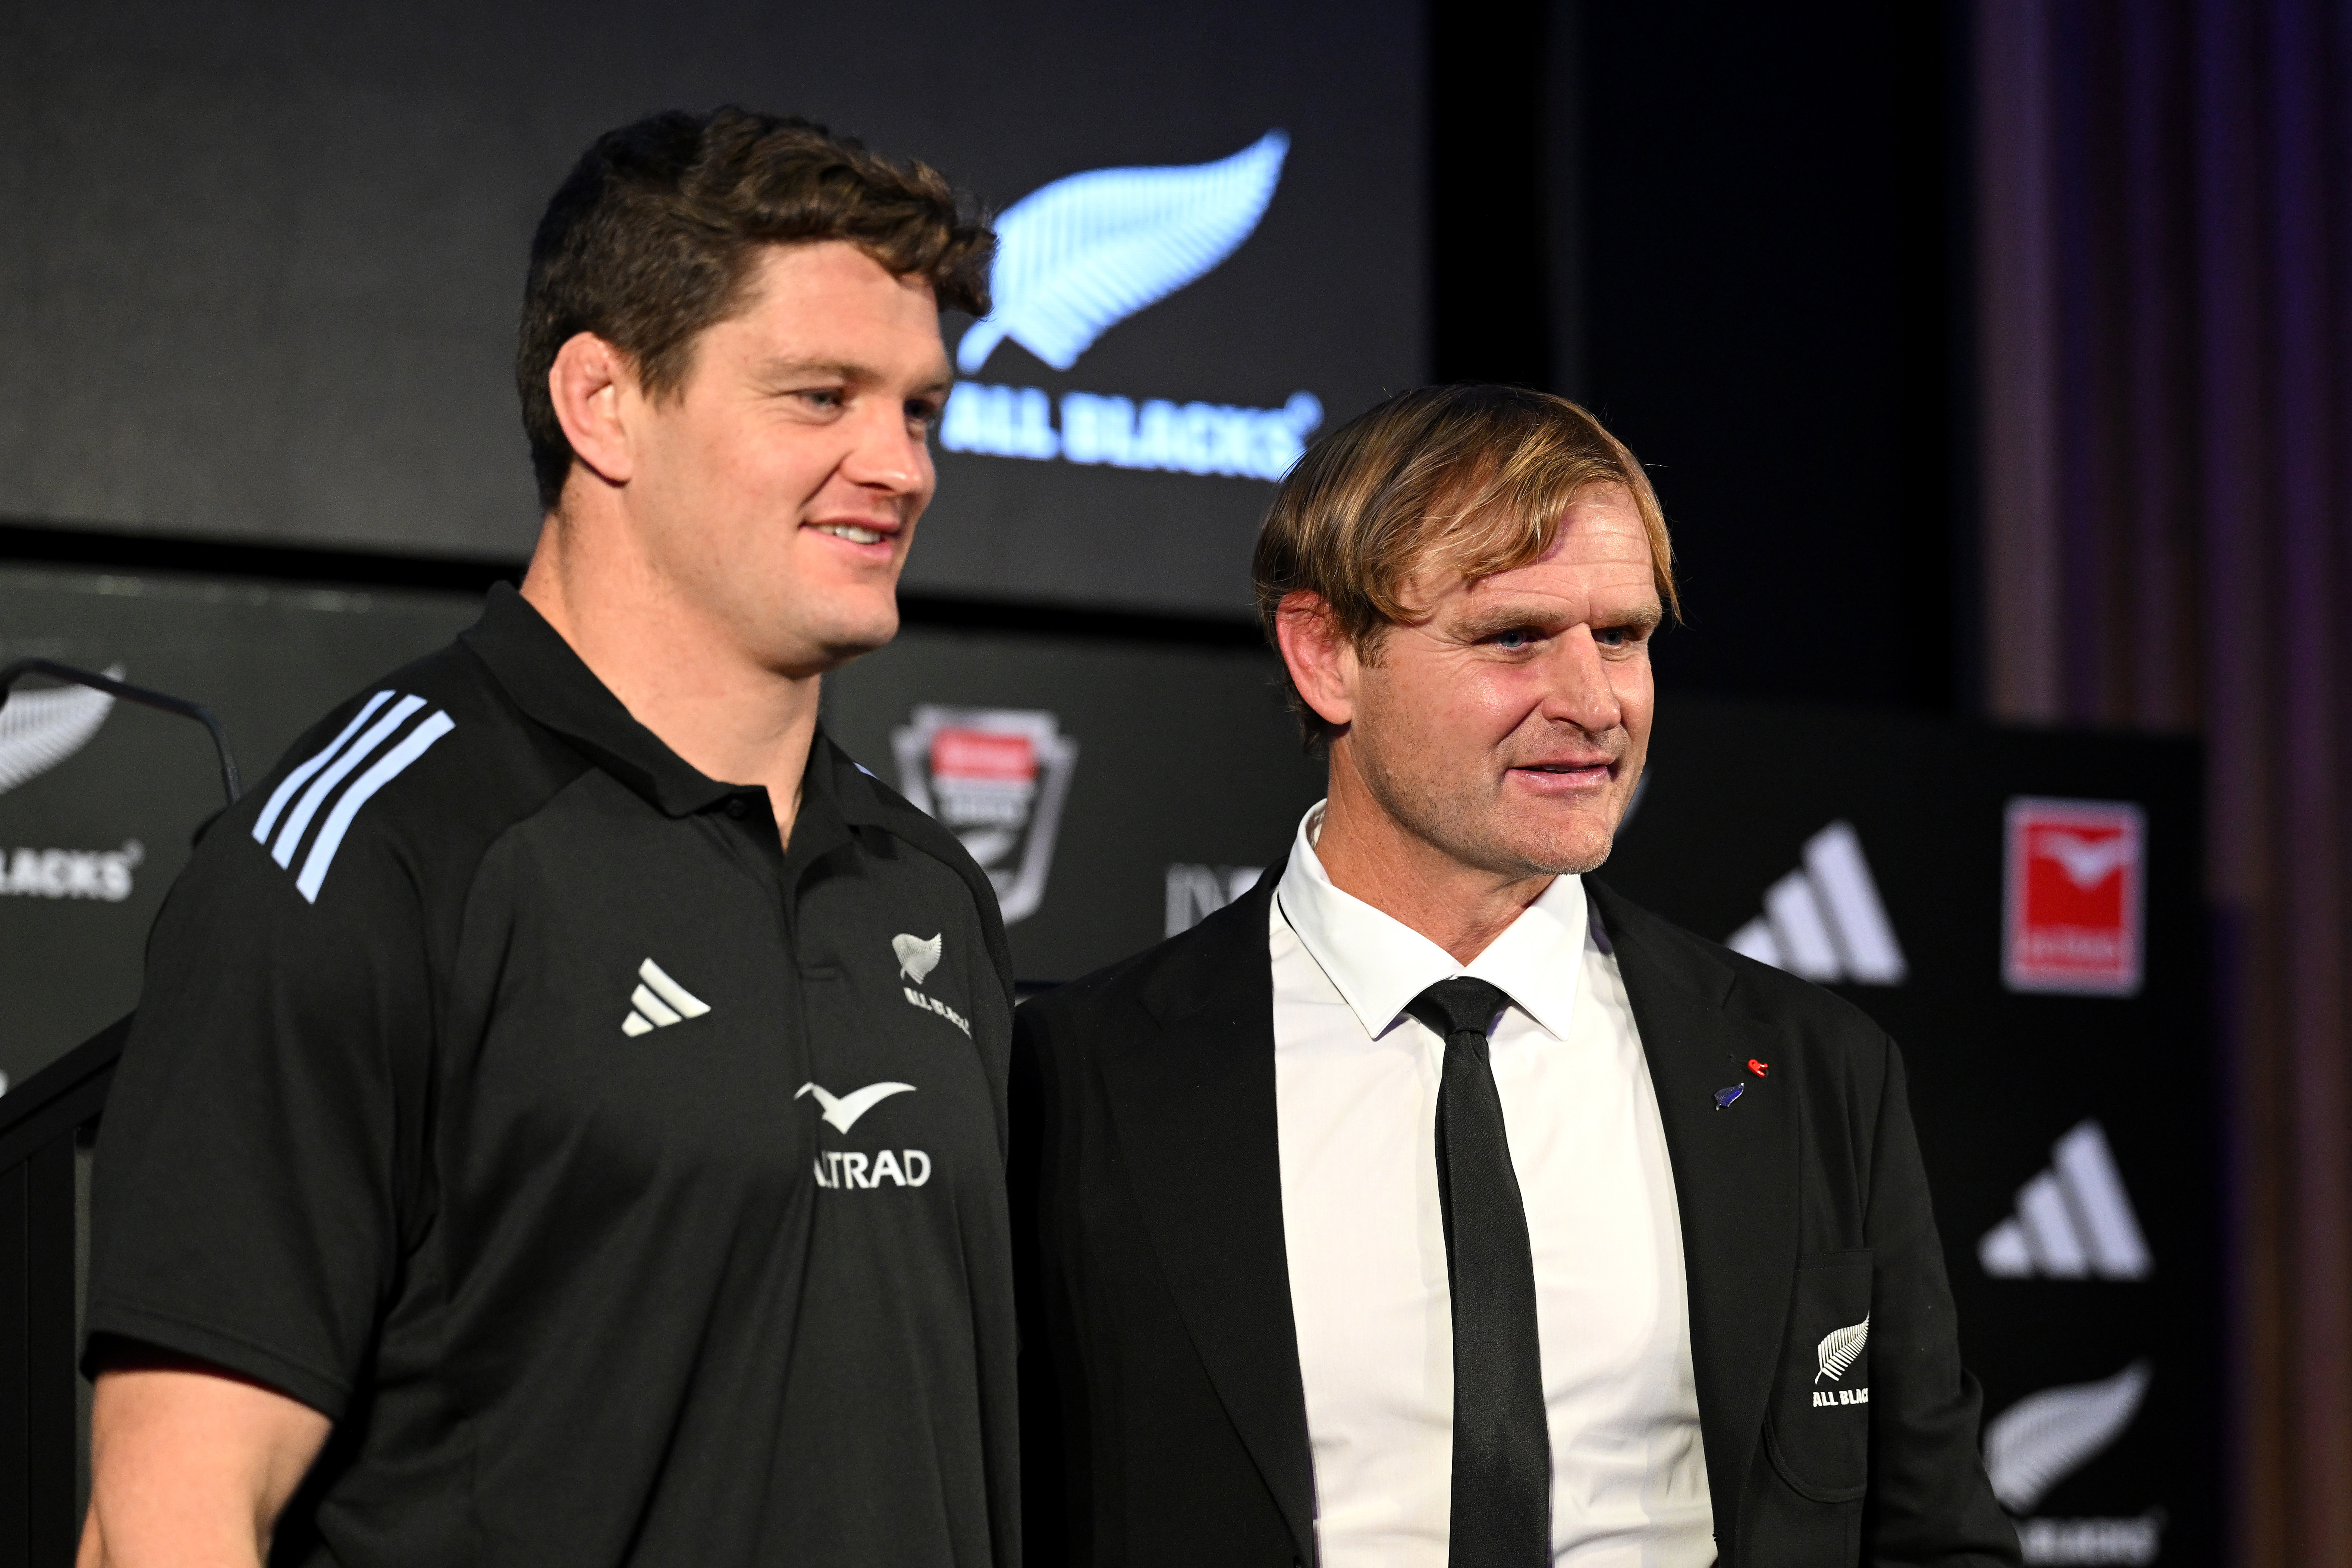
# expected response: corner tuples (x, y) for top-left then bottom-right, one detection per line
(839, 402), (928, 495)
(1541, 628), (1624, 732)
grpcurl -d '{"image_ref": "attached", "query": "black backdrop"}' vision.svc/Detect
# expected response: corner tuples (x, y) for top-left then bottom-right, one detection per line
(0, 0), (1420, 616)
(1608, 701), (2213, 1562)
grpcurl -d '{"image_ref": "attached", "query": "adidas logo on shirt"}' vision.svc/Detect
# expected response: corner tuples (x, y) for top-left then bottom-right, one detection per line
(251, 691), (454, 904)
(621, 958), (710, 1037)
(1979, 1118), (2151, 1279)
(1725, 820), (1907, 986)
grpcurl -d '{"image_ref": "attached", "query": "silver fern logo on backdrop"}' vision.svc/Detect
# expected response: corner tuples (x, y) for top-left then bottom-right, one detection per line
(941, 132), (1324, 481)
(1984, 1361), (2162, 1565)
(0, 666), (121, 796)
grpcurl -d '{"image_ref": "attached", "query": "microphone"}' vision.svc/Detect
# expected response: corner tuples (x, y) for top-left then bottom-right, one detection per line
(0, 658), (242, 805)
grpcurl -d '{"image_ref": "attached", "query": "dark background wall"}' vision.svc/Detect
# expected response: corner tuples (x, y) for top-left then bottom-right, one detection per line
(1433, 0), (1973, 712)
(2, 0), (1981, 711)
(4, 4), (2267, 1559)
(0, 0), (1421, 616)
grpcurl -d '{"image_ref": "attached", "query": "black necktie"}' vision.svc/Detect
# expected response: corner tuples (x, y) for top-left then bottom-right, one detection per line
(1404, 977), (1551, 1567)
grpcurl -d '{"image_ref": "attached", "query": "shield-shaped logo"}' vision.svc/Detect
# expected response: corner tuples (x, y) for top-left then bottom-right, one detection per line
(891, 706), (1078, 924)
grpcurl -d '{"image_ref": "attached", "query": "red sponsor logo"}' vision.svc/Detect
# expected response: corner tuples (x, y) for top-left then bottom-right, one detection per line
(2004, 798), (2145, 996)
(930, 728), (1036, 783)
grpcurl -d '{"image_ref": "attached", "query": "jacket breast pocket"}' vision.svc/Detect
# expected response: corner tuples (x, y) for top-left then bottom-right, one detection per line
(1762, 1256), (1873, 1503)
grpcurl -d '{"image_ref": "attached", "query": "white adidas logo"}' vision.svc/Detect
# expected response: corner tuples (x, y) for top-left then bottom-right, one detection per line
(1725, 820), (1907, 985)
(251, 690), (455, 904)
(621, 958), (710, 1037)
(1979, 1119), (2150, 1280)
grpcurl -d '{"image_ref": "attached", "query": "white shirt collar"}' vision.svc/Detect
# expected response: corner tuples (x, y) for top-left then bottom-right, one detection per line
(1274, 801), (1587, 1043)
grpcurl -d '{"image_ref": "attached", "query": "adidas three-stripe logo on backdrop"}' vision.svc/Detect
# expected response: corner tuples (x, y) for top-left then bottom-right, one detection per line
(1979, 1118), (2151, 1279)
(251, 692), (455, 903)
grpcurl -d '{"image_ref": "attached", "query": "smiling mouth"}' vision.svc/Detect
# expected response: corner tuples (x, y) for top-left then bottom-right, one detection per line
(1511, 759), (1617, 785)
(811, 522), (888, 546)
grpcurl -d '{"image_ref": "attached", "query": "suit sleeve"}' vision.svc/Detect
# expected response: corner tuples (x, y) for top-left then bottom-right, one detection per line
(1009, 996), (1080, 1568)
(1863, 1041), (2022, 1566)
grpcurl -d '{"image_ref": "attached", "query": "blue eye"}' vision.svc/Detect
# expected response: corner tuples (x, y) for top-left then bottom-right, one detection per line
(1493, 629), (1533, 650)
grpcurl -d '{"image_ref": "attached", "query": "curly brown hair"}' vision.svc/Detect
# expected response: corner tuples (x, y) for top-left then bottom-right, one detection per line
(516, 107), (995, 512)
(1253, 384), (1679, 747)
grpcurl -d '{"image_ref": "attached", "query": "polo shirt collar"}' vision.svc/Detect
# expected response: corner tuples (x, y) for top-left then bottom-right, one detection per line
(1274, 800), (1586, 1043)
(458, 583), (752, 818)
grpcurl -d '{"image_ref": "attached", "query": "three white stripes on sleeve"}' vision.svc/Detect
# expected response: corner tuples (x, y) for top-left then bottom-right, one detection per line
(252, 690), (456, 903)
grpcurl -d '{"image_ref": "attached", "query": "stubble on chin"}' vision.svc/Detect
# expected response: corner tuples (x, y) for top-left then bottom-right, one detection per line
(1354, 735), (1624, 881)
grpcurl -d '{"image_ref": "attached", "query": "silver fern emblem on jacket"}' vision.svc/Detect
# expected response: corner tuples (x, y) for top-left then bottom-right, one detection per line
(0, 666), (121, 796)
(1983, 1360), (2151, 1513)
(956, 131), (1289, 375)
(1815, 1314), (1870, 1383)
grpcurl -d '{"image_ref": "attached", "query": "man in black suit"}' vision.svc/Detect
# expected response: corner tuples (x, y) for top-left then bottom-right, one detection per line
(1012, 385), (2019, 1568)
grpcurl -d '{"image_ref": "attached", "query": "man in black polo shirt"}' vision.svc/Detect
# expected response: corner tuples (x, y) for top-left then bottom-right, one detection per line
(80, 109), (1011, 1567)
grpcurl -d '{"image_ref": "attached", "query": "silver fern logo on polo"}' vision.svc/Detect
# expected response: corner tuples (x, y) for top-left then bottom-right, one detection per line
(894, 932), (943, 985)
(894, 707), (1077, 926)
(893, 931), (969, 1037)
(941, 132), (1324, 481)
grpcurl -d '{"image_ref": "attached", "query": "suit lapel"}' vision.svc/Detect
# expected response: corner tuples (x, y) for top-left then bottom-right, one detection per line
(1096, 880), (1318, 1565)
(1590, 882), (1798, 1562)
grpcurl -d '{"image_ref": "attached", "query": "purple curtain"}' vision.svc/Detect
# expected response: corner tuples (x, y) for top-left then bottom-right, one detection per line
(1978, 0), (2352, 1559)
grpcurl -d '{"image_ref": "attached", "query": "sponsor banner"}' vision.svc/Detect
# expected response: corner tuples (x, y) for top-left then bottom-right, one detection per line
(1601, 702), (2211, 1561)
(0, 567), (481, 1086)
(2005, 798), (2146, 996)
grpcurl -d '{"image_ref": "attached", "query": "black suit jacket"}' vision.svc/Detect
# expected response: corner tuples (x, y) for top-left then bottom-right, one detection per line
(1011, 876), (2020, 1568)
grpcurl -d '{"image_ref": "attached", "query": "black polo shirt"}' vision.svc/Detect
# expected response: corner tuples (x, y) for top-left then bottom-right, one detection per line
(85, 585), (1019, 1567)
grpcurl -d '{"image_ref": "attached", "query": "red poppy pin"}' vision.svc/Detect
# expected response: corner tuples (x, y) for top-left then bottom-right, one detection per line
(1748, 1059), (1770, 1077)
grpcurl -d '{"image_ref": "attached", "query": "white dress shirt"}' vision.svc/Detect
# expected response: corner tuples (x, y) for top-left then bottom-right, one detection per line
(1271, 803), (1715, 1567)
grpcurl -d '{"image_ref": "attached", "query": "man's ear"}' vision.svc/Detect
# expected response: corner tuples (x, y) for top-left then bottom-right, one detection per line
(547, 332), (637, 487)
(1275, 591), (1359, 730)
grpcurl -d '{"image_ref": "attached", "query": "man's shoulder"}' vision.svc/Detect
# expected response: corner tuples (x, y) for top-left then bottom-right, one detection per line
(1020, 877), (1275, 1042)
(193, 636), (587, 918)
(1591, 878), (1896, 1060)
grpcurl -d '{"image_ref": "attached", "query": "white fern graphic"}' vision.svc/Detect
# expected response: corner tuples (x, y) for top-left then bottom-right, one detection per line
(956, 131), (1290, 374)
(1814, 1314), (1870, 1383)
(1984, 1360), (2151, 1513)
(0, 666), (121, 795)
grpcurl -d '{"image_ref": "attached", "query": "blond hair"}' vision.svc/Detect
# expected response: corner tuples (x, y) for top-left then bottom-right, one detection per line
(1253, 384), (1677, 743)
